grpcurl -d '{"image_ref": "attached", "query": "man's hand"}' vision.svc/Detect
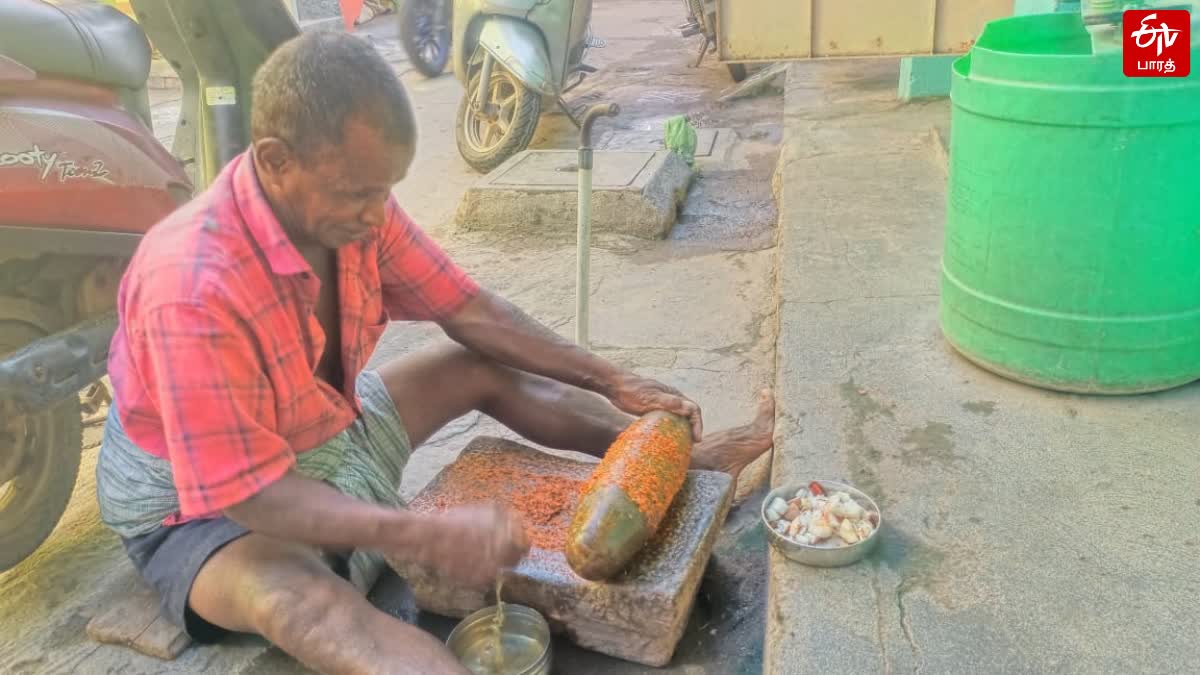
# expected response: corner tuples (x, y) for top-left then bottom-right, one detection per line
(608, 372), (703, 442)
(403, 503), (530, 589)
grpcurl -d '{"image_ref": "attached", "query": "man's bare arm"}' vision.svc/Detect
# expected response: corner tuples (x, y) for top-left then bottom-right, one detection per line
(439, 288), (623, 396)
(438, 288), (704, 439)
(223, 471), (527, 586)
(224, 471), (415, 550)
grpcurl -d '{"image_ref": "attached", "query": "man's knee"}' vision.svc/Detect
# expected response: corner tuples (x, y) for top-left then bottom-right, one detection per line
(249, 569), (347, 646)
(384, 341), (509, 398)
(435, 342), (497, 378)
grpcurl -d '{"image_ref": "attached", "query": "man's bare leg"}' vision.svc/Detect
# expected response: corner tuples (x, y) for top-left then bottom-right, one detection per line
(376, 343), (775, 480)
(187, 533), (469, 675)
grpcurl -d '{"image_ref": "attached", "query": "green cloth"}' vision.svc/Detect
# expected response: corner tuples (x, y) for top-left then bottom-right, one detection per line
(664, 115), (698, 166)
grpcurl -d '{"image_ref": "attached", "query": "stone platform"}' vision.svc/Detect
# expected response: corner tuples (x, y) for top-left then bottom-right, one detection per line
(597, 128), (735, 167)
(387, 437), (734, 667)
(454, 150), (692, 239)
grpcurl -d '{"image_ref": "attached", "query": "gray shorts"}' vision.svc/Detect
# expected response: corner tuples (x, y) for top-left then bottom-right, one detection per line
(96, 369), (412, 642)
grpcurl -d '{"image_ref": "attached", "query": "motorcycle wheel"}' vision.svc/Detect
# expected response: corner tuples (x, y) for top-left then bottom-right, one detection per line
(0, 320), (83, 573)
(400, 0), (451, 78)
(455, 67), (541, 174)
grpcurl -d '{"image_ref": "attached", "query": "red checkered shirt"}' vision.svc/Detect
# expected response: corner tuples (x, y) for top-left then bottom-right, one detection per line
(107, 151), (479, 521)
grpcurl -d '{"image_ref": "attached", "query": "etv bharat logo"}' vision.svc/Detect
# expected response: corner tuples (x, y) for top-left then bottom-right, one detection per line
(1123, 9), (1190, 77)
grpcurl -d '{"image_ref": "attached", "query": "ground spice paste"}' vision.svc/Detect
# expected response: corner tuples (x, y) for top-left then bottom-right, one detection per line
(408, 448), (585, 552)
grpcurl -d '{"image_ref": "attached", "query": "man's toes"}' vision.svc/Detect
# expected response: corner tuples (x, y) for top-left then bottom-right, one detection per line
(757, 386), (774, 404)
(753, 388), (776, 433)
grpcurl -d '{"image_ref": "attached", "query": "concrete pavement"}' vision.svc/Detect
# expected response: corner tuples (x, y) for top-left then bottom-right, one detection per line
(768, 58), (1200, 674)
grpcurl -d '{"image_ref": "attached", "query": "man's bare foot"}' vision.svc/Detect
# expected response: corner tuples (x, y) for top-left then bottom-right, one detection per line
(691, 388), (775, 481)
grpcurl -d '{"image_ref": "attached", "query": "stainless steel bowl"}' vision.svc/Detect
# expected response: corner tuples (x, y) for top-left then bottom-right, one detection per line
(761, 480), (883, 567)
(446, 603), (552, 675)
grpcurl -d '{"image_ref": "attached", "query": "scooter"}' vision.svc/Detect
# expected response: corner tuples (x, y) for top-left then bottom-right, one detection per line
(400, 0), (452, 78)
(0, 0), (297, 572)
(451, 0), (601, 173)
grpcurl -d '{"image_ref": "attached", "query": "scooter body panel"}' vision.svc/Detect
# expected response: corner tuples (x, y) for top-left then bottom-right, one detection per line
(477, 0), (539, 16)
(0, 79), (191, 237)
(129, 0), (300, 191)
(477, 17), (555, 95)
(453, 0), (591, 91)
(566, 0), (592, 62)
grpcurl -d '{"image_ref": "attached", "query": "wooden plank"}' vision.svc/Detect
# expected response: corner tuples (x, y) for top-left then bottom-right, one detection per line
(86, 582), (192, 661)
(718, 0), (812, 62)
(812, 0), (937, 57)
(936, 0), (1014, 53)
(717, 0), (1017, 61)
(717, 62), (789, 103)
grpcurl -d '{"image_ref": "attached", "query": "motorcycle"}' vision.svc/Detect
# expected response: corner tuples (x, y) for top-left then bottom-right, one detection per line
(451, 0), (600, 173)
(679, 0), (746, 82)
(400, 0), (452, 78)
(0, 0), (296, 572)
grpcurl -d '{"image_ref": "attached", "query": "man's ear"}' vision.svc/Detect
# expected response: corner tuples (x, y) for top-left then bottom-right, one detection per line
(252, 137), (296, 184)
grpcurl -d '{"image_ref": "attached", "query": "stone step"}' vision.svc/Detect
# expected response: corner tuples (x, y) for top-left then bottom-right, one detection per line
(455, 150), (692, 239)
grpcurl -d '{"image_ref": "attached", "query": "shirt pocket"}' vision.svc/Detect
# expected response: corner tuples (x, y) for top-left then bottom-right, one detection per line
(345, 248), (387, 370)
(359, 312), (389, 364)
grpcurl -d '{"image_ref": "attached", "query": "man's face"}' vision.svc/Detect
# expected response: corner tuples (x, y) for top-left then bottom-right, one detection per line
(254, 116), (414, 250)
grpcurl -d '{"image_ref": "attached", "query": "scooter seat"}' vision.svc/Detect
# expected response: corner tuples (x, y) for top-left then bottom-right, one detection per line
(0, 0), (151, 90)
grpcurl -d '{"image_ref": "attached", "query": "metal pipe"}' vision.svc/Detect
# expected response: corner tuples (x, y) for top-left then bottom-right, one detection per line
(575, 103), (620, 349)
(575, 152), (593, 348)
(580, 103), (619, 149)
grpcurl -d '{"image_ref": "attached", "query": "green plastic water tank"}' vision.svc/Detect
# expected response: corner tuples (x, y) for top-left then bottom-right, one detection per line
(940, 12), (1200, 394)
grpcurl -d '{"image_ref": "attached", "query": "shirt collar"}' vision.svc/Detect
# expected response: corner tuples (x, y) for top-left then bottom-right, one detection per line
(230, 150), (311, 277)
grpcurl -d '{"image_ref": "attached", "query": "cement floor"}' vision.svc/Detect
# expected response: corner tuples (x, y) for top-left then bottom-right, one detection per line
(768, 58), (1200, 675)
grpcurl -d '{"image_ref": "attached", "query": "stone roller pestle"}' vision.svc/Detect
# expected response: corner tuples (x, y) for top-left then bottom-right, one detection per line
(565, 410), (693, 580)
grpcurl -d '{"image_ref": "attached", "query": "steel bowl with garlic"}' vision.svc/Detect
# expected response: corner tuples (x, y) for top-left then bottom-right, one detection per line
(761, 480), (882, 567)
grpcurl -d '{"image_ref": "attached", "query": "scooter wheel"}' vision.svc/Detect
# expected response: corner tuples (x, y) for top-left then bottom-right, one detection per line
(0, 321), (83, 573)
(400, 0), (450, 78)
(455, 68), (541, 174)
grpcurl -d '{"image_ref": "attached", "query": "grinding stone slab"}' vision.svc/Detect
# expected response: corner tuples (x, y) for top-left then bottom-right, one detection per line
(387, 436), (734, 667)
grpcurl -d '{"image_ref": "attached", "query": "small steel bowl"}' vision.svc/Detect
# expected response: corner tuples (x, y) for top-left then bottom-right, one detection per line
(446, 603), (552, 675)
(761, 480), (883, 567)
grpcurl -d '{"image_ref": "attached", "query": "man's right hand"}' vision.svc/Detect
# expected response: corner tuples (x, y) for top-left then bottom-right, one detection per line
(406, 502), (530, 589)
(222, 472), (530, 588)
